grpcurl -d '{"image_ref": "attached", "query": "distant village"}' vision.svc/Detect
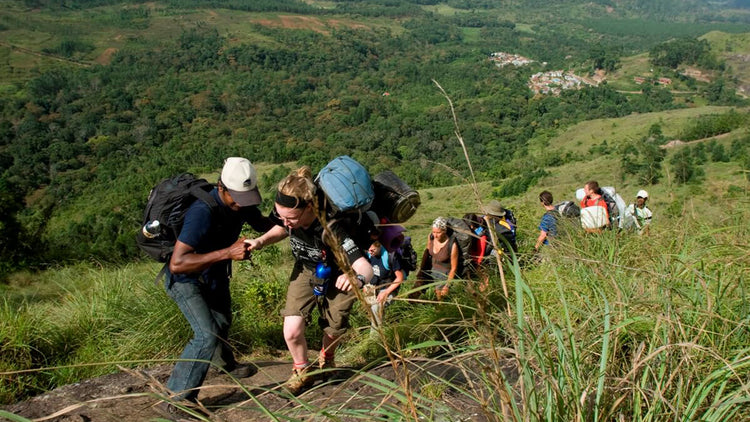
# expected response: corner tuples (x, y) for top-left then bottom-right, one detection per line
(489, 52), (596, 96)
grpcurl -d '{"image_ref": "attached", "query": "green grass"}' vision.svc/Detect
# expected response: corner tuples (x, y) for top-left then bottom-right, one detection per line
(527, 105), (750, 158)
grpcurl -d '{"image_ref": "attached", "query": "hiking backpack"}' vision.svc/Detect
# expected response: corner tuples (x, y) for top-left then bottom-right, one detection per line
(316, 156), (375, 216)
(492, 218), (518, 253)
(136, 173), (220, 263)
(445, 217), (473, 276)
(316, 156), (421, 227)
(397, 236), (418, 275)
(600, 189), (620, 226)
(555, 201), (581, 218)
(503, 208), (517, 228)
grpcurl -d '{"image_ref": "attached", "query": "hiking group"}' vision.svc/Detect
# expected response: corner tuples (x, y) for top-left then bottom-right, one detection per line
(138, 156), (652, 417)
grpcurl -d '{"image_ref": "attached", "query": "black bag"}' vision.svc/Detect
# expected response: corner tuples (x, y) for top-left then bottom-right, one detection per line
(555, 201), (581, 218)
(492, 219), (518, 254)
(601, 192), (619, 220)
(445, 217), (473, 277)
(503, 208), (517, 228)
(372, 171), (421, 223)
(398, 236), (418, 274)
(136, 173), (219, 263)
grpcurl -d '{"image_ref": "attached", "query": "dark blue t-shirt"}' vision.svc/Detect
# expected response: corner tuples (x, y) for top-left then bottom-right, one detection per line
(368, 251), (401, 287)
(538, 211), (558, 245)
(168, 188), (272, 285)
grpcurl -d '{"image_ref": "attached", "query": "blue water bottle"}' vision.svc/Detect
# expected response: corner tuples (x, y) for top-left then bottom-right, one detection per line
(313, 262), (332, 296)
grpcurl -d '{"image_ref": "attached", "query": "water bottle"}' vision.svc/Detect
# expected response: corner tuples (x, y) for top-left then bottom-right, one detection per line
(142, 220), (161, 239)
(313, 262), (332, 296)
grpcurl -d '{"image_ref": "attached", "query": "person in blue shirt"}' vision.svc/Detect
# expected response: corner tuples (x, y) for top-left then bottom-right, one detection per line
(366, 240), (405, 328)
(161, 157), (273, 414)
(534, 190), (559, 252)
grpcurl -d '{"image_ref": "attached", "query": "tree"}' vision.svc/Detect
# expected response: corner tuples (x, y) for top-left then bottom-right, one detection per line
(620, 134), (666, 185)
(708, 141), (729, 162)
(670, 147), (704, 184)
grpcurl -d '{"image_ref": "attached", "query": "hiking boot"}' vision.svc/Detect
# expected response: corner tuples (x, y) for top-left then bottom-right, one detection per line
(155, 401), (206, 421)
(225, 362), (256, 378)
(318, 354), (336, 371)
(284, 366), (314, 395)
(317, 355), (336, 381)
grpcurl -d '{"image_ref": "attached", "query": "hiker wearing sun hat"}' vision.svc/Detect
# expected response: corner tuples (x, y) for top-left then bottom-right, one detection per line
(483, 200), (518, 255)
(624, 189), (652, 235)
(161, 157), (273, 408)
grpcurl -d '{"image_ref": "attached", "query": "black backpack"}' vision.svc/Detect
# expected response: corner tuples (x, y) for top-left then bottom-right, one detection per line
(503, 208), (517, 228)
(136, 173), (220, 263)
(555, 201), (581, 218)
(445, 217), (473, 277)
(492, 219), (518, 254)
(397, 236), (418, 275)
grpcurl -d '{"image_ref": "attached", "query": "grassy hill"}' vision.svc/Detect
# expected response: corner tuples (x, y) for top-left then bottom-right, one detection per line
(2, 134), (748, 418)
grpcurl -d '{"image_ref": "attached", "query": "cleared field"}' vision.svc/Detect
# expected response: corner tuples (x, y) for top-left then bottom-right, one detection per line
(528, 105), (749, 157)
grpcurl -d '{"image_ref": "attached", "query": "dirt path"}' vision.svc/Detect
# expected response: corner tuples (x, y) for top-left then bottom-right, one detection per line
(3, 356), (502, 421)
(0, 41), (92, 67)
(660, 131), (733, 149)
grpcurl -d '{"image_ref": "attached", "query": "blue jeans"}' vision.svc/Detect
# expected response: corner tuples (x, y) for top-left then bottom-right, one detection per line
(165, 279), (235, 401)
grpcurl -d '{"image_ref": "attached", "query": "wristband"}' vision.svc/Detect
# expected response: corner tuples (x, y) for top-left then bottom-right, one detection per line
(356, 274), (366, 288)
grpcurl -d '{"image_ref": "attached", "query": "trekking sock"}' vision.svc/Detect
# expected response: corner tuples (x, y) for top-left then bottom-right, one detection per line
(293, 361), (311, 370)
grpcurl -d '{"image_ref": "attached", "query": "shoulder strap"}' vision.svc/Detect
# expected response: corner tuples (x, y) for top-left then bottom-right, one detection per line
(382, 250), (390, 271)
(190, 185), (219, 209)
(190, 186), (230, 222)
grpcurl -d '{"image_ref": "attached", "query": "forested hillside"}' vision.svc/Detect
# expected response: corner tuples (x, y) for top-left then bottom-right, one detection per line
(0, 0), (748, 273)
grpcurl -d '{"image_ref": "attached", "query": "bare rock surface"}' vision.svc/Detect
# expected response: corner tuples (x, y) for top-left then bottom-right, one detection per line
(3, 356), (510, 421)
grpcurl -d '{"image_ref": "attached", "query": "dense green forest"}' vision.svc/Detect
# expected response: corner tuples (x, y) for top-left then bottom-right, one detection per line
(0, 0), (748, 274)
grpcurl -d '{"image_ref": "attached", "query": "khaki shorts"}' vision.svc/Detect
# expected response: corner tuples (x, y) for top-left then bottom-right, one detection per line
(282, 262), (356, 337)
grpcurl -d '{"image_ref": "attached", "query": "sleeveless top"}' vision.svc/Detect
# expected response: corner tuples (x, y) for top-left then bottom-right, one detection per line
(429, 235), (452, 276)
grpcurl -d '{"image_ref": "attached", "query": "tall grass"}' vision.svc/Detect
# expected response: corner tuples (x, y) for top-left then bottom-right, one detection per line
(1, 201), (747, 420)
(0, 244), (291, 404)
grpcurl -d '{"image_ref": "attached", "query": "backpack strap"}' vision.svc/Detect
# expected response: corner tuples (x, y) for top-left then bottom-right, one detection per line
(190, 185), (219, 210)
(382, 249), (390, 271)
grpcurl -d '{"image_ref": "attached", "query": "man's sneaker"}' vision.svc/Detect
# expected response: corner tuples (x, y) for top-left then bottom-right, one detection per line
(284, 366), (314, 395)
(225, 362), (256, 378)
(155, 401), (206, 421)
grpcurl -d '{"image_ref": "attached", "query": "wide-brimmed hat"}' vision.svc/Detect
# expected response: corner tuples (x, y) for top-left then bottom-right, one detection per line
(221, 157), (262, 207)
(483, 200), (506, 217)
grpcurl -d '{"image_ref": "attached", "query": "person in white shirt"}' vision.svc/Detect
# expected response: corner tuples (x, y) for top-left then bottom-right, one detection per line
(624, 190), (652, 235)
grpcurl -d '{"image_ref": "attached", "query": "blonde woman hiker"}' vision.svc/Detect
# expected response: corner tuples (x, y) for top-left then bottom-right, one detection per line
(246, 166), (373, 395)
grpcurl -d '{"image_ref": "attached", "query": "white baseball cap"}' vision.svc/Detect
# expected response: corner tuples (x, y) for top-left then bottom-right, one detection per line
(221, 157), (262, 207)
(636, 189), (649, 199)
